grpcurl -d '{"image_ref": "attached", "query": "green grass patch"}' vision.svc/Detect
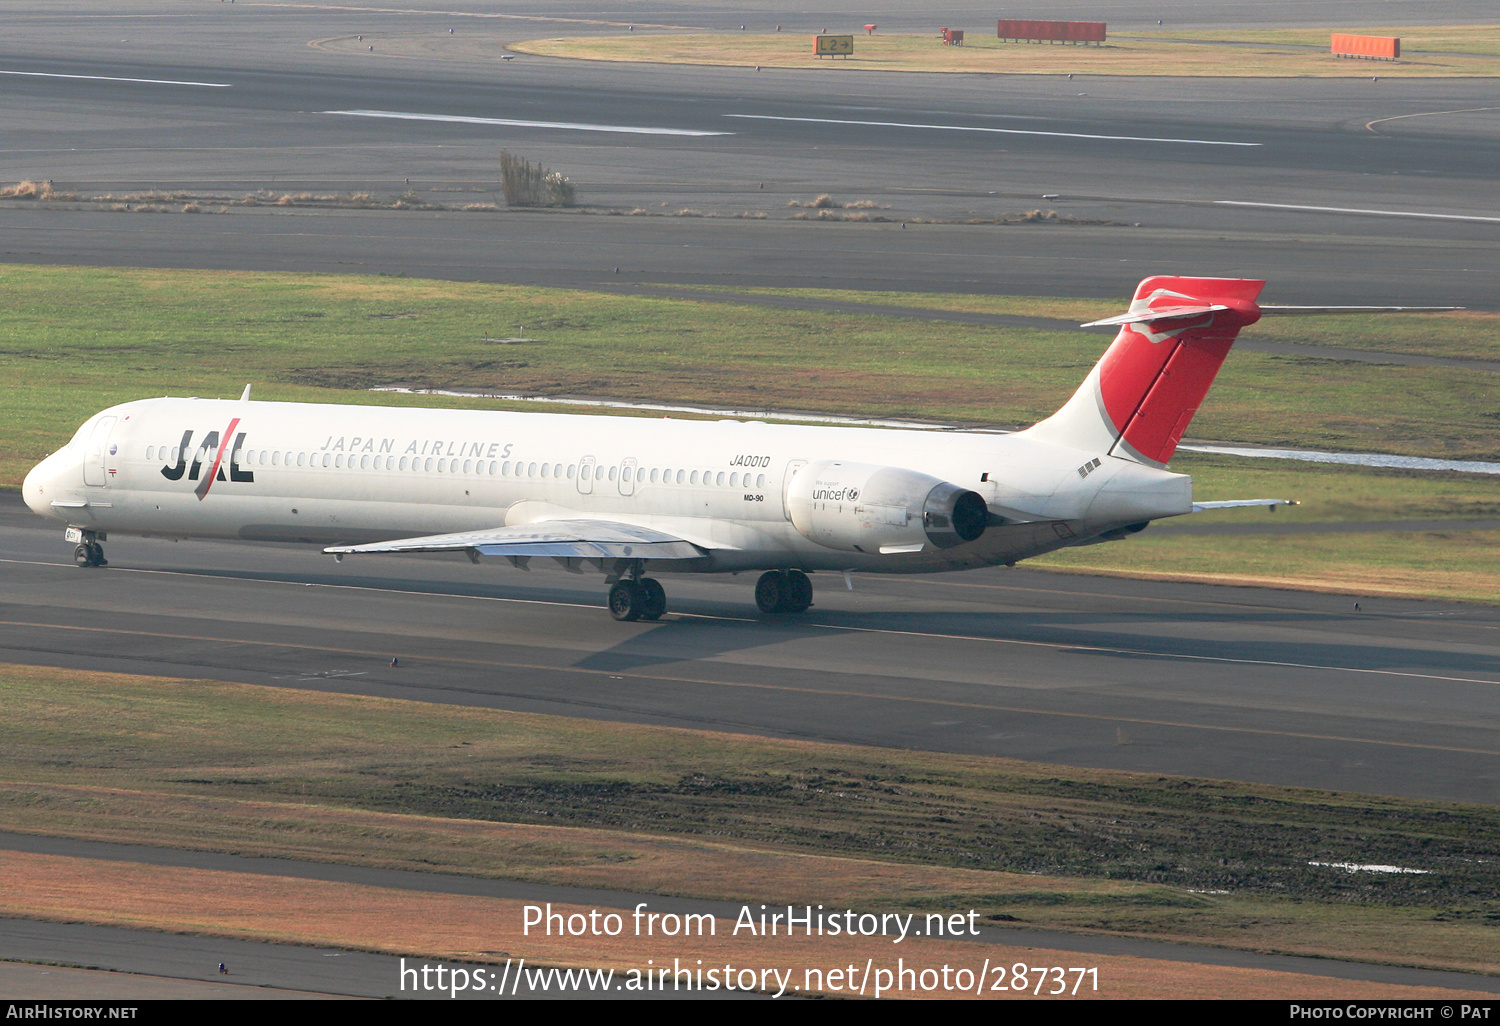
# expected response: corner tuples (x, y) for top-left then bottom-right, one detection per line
(1174, 452), (1500, 522)
(7, 264), (1500, 486)
(2, 663), (1498, 970)
(677, 285), (1500, 362)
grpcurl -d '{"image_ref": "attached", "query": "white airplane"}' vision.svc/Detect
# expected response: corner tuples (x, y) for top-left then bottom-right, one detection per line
(23, 275), (1427, 620)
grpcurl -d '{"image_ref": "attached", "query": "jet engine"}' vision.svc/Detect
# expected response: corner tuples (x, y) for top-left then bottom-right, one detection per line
(786, 460), (988, 554)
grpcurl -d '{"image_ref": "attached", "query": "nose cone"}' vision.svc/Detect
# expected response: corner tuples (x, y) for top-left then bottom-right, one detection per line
(22, 450), (67, 518)
(22, 462), (46, 516)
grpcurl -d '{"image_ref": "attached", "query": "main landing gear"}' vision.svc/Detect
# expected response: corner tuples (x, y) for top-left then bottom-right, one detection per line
(755, 569), (812, 614)
(608, 577), (667, 622)
(605, 571), (814, 621)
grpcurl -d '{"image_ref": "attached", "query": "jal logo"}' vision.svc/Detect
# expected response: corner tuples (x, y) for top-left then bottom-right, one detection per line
(160, 420), (254, 500)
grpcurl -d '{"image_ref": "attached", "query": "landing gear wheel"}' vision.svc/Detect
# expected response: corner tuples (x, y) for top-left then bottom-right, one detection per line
(608, 581), (645, 621)
(638, 578), (667, 620)
(73, 544), (94, 568)
(89, 542), (106, 567)
(784, 570), (813, 612)
(755, 571), (787, 614)
(756, 570), (813, 614)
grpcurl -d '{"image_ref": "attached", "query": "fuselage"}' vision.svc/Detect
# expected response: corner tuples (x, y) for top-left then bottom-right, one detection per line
(23, 396), (1194, 575)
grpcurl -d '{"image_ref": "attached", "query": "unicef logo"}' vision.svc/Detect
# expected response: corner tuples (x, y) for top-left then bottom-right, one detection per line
(847, 488), (859, 501)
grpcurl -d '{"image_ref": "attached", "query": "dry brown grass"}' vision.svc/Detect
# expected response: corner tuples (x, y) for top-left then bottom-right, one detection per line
(3, 850), (1490, 999)
(1035, 528), (1500, 606)
(505, 31), (1500, 77)
(0, 180), (48, 200)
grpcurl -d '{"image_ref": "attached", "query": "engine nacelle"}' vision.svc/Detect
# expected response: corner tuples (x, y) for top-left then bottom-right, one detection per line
(786, 460), (988, 554)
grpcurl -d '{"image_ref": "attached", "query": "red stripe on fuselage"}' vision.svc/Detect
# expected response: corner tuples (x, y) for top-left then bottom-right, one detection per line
(194, 417), (240, 500)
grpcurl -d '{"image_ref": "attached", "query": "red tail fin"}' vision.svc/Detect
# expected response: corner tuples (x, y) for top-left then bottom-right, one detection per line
(1023, 276), (1264, 466)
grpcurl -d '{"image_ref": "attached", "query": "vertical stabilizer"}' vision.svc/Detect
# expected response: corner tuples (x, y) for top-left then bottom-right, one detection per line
(1021, 275), (1264, 466)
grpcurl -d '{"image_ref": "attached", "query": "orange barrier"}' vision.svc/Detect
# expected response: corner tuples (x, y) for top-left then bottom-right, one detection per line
(941, 27), (965, 45)
(1331, 33), (1400, 59)
(997, 19), (1106, 44)
(813, 34), (853, 57)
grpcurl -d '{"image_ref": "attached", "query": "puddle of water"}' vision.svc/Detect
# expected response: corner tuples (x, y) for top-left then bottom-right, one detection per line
(1180, 445), (1500, 476)
(1308, 861), (1431, 874)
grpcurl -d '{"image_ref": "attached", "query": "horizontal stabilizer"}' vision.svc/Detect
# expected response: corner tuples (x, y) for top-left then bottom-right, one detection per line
(325, 519), (708, 561)
(1191, 498), (1299, 513)
(1080, 304), (1229, 328)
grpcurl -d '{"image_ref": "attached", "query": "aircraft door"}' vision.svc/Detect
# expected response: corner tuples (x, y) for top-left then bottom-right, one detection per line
(619, 457), (638, 496)
(577, 455), (596, 494)
(781, 458), (808, 520)
(83, 416), (117, 487)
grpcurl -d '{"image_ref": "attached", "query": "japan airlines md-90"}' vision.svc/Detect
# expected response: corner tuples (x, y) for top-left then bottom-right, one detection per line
(24, 276), (1433, 620)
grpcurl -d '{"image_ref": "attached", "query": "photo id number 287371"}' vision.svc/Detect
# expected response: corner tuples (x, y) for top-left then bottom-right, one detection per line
(993, 965), (1098, 995)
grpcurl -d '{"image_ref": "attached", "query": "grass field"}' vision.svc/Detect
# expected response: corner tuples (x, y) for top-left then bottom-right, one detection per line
(500, 29), (1500, 76)
(6, 264), (1500, 472)
(5, 263), (1497, 603)
(2, 663), (1497, 973)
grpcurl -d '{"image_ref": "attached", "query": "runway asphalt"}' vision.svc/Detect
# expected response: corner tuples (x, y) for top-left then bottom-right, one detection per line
(1, 1), (1499, 305)
(4, 492), (1498, 805)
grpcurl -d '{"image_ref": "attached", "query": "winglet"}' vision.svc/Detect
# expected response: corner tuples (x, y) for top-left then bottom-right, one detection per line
(240, 384), (252, 402)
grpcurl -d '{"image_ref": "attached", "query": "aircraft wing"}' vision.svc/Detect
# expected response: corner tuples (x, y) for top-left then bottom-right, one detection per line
(1191, 499), (1299, 513)
(324, 520), (708, 561)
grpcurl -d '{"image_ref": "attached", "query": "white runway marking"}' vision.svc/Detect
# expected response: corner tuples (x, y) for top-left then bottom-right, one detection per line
(723, 114), (1260, 147)
(322, 109), (731, 137)
(1216, 200), (1500, 224)
(0, 70), (230, 88)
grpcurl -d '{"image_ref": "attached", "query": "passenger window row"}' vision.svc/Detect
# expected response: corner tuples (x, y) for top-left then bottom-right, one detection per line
(141, 445), (768, 489)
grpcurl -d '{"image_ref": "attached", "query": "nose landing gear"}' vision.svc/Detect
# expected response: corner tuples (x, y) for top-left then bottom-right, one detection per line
(71, 532), (107, 568)
(755, 569), (812, 614)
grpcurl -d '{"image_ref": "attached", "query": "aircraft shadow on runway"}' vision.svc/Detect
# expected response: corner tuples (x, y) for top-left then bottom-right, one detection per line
(570, 606), (1500, 683)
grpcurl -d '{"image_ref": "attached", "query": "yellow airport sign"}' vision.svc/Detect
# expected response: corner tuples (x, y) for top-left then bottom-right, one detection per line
(814, 34), (854, 57)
